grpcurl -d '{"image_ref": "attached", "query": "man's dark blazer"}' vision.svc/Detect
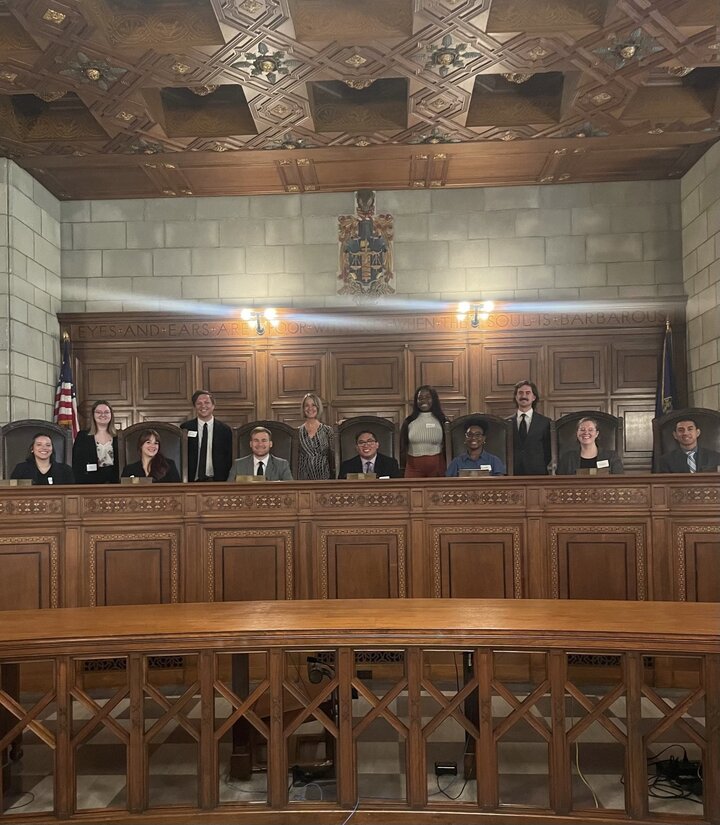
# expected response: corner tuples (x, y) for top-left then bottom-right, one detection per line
(339, 453), (402, 479)
(180, 417), (233, 482)
(507, 411), (552, 475)
(658, 446), (720, 473)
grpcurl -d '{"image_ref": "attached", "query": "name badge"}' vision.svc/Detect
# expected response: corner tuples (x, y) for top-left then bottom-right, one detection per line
(188, 430), (198, 438)
(86, 463), (97, 472)
(426, 422), (436, 428)
(597, 459), (610, 468)
(48, 477), (54, 485)
(480, 464), (492, 471)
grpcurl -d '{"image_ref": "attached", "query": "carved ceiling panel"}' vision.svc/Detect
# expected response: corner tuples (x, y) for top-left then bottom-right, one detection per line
(0, 0), (718, 198)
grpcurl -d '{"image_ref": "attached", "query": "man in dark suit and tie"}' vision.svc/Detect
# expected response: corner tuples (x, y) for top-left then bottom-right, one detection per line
(338, 430), (402, 479)
(658, 417), (720, 473)
(181, 390), (233, 482)
(507, 379), (552, 475)
(227, 426), (293, 480)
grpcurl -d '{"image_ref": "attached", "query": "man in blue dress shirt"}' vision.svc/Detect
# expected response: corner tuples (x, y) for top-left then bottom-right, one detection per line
(446, 418), (506, 477)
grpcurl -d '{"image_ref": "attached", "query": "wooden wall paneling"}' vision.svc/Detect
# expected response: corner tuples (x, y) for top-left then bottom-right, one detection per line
(268, 350), (325, 401)
(409, 347), (468, 400)
(549, 524), (647, 601)
(74, 350), (133, 427)
(613, 401), (655, 469)
(333, 405), (406, 427)
(612, 343), (660, 394)
(549, 343), (606, 396)
(333, 350), (404, 400)
(430, 524), (523, 599)
(671, 524), (720, 602)
(204, 528), (295, 602)
(467, 340), (483, 413)
(84, 532), (180, 606)
(548, 401), (607, 420)
(315, 524), (409, 599)
(199, 350), (255, 403)
(0, 536), (59, 610)
(483, 345), (542, 399)
(254, 346), (269, 420)
(136, 352), (194, 405)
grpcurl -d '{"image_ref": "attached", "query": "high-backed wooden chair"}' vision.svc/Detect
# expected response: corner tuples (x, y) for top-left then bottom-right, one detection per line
(118, 422), (188, 483)
(551, 411), (624, 471)
(0, 420), (73, 479)
(444, 413), (513, 475)
(234, 421), (299, 478)
(336, 416), (397, 467)
(652, 407), (720, 471)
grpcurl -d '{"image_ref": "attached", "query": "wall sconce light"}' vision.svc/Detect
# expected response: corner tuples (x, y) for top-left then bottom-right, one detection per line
(240, 307), (278, 335)
(457, 301), (494, 327)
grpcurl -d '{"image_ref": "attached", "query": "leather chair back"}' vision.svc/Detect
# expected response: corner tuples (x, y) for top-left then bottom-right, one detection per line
(336, 416), (397, 467)
(445, 413), (513, 474)
(118, 422), (188, 482)
(0, 420), (73, 479)
(234, 421), (299, 477)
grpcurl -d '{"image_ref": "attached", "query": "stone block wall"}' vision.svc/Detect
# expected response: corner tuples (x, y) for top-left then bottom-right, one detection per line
(0, 160), (62, 425)
(60, 181), (684, 312)
(681, 142), (720, 411)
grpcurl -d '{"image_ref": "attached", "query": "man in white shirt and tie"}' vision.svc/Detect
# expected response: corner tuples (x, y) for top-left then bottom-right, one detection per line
(658, 417), (720, 473)
(227, 426), (293, 481)
(181, 390), (233, 482)
(506, 379), (552, 475)
(338, 430), (402, 479)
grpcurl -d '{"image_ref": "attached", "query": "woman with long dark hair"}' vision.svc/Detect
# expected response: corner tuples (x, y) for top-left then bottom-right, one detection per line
(399, 385), (448, 478)
(72, 400), (119, 483)
(11, 433), (75, 485)
(120, 429), (180, 483)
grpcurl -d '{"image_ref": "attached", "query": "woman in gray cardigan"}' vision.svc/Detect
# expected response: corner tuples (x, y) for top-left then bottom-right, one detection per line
(557, 417), (623, 475)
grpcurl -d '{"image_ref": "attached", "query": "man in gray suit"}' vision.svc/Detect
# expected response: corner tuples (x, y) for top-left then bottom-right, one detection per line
(227, 426), (293, 481)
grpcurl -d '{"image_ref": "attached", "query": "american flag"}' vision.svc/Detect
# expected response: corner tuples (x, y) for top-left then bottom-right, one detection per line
(53, 336), (79, 438)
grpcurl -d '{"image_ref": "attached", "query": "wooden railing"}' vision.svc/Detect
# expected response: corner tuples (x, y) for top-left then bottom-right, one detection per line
(1, 599), (719, 824)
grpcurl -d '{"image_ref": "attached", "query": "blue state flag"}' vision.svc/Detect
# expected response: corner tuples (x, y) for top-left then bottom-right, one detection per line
(655, 320), (677, 418)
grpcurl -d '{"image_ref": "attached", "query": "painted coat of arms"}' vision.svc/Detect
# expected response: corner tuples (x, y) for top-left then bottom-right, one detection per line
(338, 189), (394, 301)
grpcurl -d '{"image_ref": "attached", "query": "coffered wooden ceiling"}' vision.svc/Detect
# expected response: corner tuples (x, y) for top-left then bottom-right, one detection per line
(1, 0), (719, 199)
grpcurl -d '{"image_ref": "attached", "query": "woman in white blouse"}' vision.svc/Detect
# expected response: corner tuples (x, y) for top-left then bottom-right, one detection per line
(72, 400), (119, 484)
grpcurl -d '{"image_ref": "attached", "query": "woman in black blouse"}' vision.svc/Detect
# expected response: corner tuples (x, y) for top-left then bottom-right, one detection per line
(11, 433), (75, 485)
(72, 400), (119, 484)
(121, 428), (180, 483)
(557, 417), (623, 475)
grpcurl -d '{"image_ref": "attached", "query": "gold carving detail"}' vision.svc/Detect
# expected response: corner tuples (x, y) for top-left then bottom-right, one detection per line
(206, 529), (294, 601)
(42, 8), (66, 24)
(84, 496), (182, 514)
(0, 497), (63, 515)
(431, 526), (522, 598)
(670, 487), (719, 505)
(550, 525), (646, 600)
(0, 536), (59, 608)
(429, 489), (524, 506)
(202, 493), (294, 510)
(319, 527), (406, 599)
(317, 492), (408, 508)
(546, 487), (649, 506)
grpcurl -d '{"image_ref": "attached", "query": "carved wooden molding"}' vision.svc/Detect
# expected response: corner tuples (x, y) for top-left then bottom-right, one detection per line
(0, 498), (63, 515)
(205, 528), (294, 601)
(316, 491), (409, 508)
(431, 525), (522, 599)
(428, 489), (525, 506)
(84, 495), (183, 514)
(550, 525), (646, 600)
(545, 487), (649, 506)
(88, 532), (179, 607)
(202, 493), (295, 510)
(674, 524), (720, 602)
(670, 487), (720, 506)
(0, 535), (59, 608)
(318, 526), (407, 599)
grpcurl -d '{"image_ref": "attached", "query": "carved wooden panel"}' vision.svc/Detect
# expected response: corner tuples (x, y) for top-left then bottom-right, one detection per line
(200, 353), (254, 401)
(137, 354), (193, 403)
(333, 406), (405, 427)
(86, 532), (179, 607)
(205, 528), (294, 601)
(613, 345), (660, 393)
(483, 347), (542, 396)
(0, 536), (58, 610)
(549, 347), (605, 395)
(613, 402), (655, 460)
(317, 526), (407, 599)
(334, 353), (404, 399)
(75, 352), (131, 409)
(269, 352), (324, 399)
(431, 526), (522, 599)
(674, 525), (720, 602)
(410, 348), (467, 398)
(550, 525), (646, 600)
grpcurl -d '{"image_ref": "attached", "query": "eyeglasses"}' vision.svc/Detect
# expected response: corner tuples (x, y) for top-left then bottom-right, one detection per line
(357, 439), (377, 446)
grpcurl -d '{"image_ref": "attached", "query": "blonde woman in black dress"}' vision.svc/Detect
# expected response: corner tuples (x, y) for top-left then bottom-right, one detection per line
(298, 393), (335, 480)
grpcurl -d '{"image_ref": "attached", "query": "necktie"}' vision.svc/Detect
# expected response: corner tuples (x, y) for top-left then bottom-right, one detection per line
(519, 414), (527, 442)
(257, 461), (264, 476)
(365, 461), (372, 474)
(687, 451), (696, 473)
(197, 422), (208, 480)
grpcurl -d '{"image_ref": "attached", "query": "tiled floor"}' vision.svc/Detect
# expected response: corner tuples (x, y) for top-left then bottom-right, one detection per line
(2, 676), (705, 819)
